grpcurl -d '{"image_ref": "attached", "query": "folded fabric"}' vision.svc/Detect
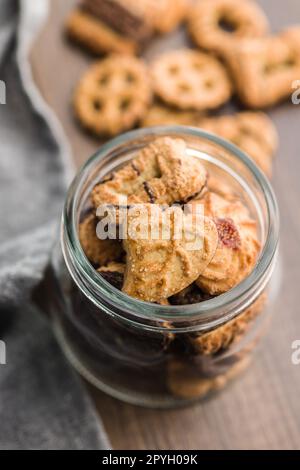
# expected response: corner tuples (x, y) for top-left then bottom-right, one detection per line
(0, 0), (110, 450)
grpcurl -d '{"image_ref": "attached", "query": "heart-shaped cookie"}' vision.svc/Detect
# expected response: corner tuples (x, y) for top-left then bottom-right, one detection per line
(122, 204), (218, 302)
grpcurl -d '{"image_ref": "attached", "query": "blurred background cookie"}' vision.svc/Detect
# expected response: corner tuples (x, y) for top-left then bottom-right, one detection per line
(66, 9), (138, 55)
(74, 55), (152, 136)
(144, 0), (190, 34)
(151, 49), (232, 110)
(226, 27), (300, 108)
(188, 0), (269, 58)
(199, 112), (278, 177)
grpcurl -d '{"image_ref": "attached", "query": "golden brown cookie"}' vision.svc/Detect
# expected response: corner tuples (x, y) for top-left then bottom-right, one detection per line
(79, 213), (124, 266)
(188, 0), (269, 57)
(189, 292), (267, 355)
(145, 0), (190, 34)
(122, 204), (219, 302)
(226, 27), (300, 108)
(193, 192), (261, 295)
(199, 112), (278, 177)
(141, 104), (202, 127)
(151, 49), (232, 111)
(74, 55), (152, 137)
(66, 10), (137, 56)
(167, 355), (250, 399)
(92, 137), (208, 209)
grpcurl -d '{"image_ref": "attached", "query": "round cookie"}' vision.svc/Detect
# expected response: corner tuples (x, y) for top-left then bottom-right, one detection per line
(74, 55), (152, 137)
(188, 0), (269, 57)
(151, 49), (232, 111)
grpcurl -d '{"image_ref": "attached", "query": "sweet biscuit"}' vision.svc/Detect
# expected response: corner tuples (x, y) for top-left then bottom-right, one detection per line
(226, 27), (300, 108)
(92, 137), (208, 208)
(79, 213), (124, 266)
(199, 112), (278, 177)
(194, 192), (261, 295)
(188, 0), (269, 57)
(66, 10), (137, 56)
(74, 55), (152, 137)
(151, 49), (232, 111)
(122, 204), (219, 302)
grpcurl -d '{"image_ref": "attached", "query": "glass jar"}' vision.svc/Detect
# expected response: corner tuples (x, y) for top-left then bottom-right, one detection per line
(48, 127), (279, 408)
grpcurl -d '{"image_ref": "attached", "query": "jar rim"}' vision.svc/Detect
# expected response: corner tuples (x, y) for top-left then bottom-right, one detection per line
(62, 126), (280, 328)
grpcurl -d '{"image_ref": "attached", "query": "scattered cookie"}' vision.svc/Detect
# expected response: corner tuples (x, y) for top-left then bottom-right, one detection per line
(145, 0), (190, 34)
(151, 49), (232, 111)
(142, 104), (202, 127)
(189, 293), (267, 355)
(66, 9), (137, 56)
(92, 137), (208, 208)
(199, 112), (278, 177)
(122, 204), (218, 302)
(98, 262), (126, 290)
(226, 27), (300, 108)
(194, 192), (261, 295)
(74, 55), (152, 136)
(188, 0), (269, 57)
(79, 213), (124, 266)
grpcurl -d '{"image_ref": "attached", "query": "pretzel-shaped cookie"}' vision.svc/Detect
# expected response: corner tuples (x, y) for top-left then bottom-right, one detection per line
(92, 137), (208, 209)
(188, 0), (269, 57)
(151, 49), (232, 111)
(226, 27), (300, 108)
(74, 55), (152, 137)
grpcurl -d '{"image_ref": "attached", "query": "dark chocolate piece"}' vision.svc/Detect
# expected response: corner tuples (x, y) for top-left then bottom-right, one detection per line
(82, 0), (153, 43)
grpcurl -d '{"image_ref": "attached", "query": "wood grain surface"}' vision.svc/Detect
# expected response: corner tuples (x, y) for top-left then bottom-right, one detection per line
(30, 0), (300, 450)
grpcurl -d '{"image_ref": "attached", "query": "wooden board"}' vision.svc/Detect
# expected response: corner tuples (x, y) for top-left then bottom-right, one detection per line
(31, 0), (300, 450)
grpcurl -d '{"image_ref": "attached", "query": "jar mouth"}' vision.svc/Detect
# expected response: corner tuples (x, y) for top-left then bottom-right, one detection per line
(63, 126), (280, 327)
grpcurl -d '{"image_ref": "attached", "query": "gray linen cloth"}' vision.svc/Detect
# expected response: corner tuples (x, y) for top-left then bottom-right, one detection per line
(0, 0), (110, 450)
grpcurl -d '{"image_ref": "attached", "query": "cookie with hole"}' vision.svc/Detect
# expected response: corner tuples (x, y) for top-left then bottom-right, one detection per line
(188, 0), (269, 58)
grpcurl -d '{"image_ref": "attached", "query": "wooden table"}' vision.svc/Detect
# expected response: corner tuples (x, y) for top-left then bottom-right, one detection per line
(31, 0), (300, 450)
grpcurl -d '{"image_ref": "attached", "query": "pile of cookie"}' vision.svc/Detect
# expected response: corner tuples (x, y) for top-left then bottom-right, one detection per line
(65, 0), (300, 179)
(78, 136), (267, 398)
